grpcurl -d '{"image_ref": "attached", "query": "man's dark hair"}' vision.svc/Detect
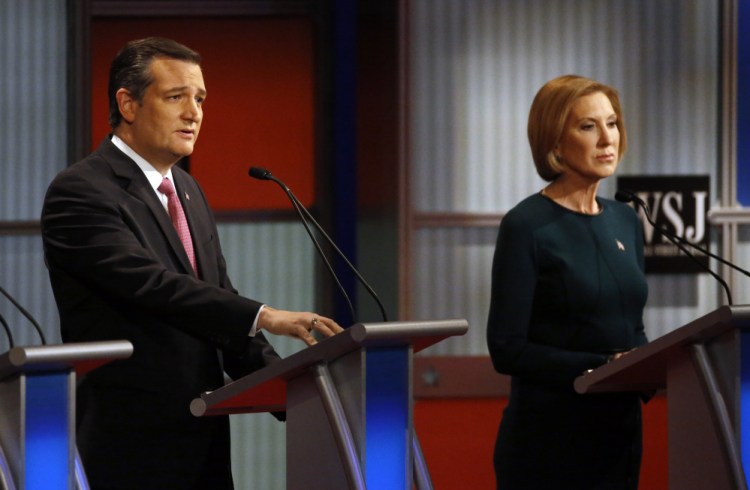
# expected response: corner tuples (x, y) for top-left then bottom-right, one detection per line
(108, 37), (201, 129)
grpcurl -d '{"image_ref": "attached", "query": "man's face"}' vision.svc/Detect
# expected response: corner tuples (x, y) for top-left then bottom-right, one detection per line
(127, 58), (206, 171)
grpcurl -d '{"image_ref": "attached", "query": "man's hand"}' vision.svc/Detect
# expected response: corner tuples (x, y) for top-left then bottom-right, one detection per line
(258, 307), (343, 346)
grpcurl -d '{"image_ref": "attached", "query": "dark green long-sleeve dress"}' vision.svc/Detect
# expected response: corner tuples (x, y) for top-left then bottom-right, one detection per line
(487, 192), (648, 489)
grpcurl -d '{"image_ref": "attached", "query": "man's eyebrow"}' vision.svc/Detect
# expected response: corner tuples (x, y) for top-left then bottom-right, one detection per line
(164, 86), (207, 96)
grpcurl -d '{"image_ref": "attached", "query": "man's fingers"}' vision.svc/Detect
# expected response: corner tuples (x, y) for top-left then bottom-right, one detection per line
(309, 316), (343, 337)
(260, 308), (341, 345)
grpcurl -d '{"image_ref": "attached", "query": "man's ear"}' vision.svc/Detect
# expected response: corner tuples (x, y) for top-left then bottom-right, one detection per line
(116, 88), (138, 124)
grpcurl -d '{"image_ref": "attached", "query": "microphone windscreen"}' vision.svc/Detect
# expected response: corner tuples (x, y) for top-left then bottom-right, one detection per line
(615, 190), (634, 203)
(248, 167), (271, 180)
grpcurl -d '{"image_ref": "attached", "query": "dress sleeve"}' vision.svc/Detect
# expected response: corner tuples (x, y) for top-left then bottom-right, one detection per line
(486, 210), (608, 390)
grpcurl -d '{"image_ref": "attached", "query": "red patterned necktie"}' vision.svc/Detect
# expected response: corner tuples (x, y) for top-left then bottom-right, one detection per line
(158, 177), (197, 274)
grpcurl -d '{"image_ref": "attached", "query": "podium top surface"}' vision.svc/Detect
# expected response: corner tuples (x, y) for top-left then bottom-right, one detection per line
(574, 305), (750, 394)
(0, 340), (133, 381)
(191, 319), (469, 417)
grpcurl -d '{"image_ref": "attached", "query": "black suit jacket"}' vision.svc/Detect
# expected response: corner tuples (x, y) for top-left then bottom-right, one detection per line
(41, 137), (280, 489)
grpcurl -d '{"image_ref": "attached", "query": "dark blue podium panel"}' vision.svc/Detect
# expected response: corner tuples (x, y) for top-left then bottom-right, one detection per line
(741, 331), (750, 486)
(25, 372), (70, 490)
(366, 347), (409, 489)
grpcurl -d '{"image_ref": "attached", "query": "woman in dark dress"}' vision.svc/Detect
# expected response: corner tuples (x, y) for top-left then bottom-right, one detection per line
(486, 75), (648, 489)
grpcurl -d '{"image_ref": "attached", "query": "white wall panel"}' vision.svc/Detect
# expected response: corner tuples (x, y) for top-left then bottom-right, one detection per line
(411, 227), (497, 355)
(219, 221), (317, 490)
(409, 0), (722, 354)
(0, 0), (66, 348)
(0, 0), (67, 221)
(411, 0), (719, 213)
(734, 226), (750, 305)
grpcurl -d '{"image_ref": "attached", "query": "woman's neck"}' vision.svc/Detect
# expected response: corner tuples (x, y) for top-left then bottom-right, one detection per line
(542, 177), (601, 215)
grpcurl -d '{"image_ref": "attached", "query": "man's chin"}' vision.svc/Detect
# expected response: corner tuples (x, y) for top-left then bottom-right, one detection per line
(171, 145), (195, 159)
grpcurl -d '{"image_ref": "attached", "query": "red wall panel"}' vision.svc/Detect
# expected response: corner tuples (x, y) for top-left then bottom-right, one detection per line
(415, 395), (668, 489)
(91, 17), (315, 211)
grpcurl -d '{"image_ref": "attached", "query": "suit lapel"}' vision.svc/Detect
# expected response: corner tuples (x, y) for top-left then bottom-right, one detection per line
(99, 138), (196, 275)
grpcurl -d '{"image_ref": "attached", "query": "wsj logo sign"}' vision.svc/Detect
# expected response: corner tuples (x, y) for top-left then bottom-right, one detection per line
(617, 175), (710, 274)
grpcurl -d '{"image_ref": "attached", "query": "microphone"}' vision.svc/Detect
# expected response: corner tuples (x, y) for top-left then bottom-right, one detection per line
(0, 312), (14, 349)
(0, 285), (47, 345)
(248, 166), (388, 323)
(248, 167), (272, 180)
(615, 190), (746, 305)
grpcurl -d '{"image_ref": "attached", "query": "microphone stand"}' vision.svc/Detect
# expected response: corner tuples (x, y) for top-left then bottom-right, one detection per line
(0, 313), (14, 349)
(286, 191), (388, 322)
(616, 191), (736, 305)
(249, 167), (388, 323)
(282, 186), (356, 323)
(0, 285), (46, 344)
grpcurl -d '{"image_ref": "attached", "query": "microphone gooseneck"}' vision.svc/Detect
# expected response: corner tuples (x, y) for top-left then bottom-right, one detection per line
(0, 285), (47, 345)
(616, 190), (750, 279)
(249, 166), (356, 322)
(616, 190), (738, 305)
(248, 166), (388, 323)
(286, 191), (389, 322)
(0, 312), (14, 349)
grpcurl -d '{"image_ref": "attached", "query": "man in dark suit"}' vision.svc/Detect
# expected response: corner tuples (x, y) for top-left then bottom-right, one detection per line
(41, 37), (342, 490)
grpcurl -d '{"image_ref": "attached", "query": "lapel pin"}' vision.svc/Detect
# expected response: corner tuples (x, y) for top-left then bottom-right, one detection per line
(616, 239), (625, 251)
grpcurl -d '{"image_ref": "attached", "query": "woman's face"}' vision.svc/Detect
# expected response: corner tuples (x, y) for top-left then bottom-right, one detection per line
(555, 91), (620, 182)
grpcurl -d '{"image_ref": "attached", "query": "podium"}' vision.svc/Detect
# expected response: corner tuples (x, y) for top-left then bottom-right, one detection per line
(574, 305), (750, 490)
(191, 319), (468, 490)
(0, 341), (133, 490)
